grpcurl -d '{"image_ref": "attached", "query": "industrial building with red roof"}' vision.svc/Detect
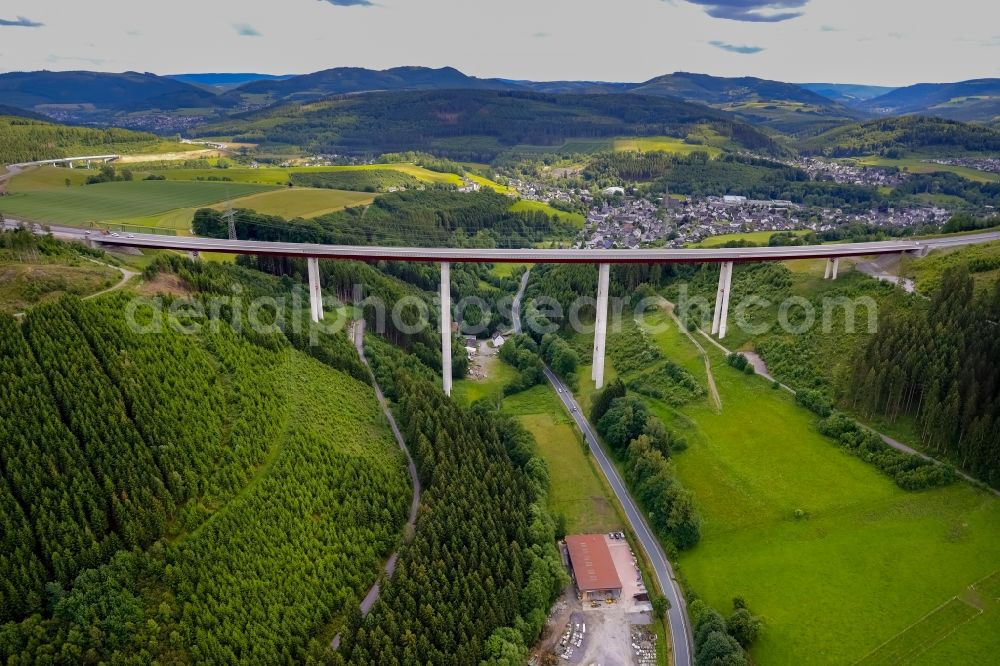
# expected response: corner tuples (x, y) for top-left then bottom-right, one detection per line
(565, 534), (623, 601)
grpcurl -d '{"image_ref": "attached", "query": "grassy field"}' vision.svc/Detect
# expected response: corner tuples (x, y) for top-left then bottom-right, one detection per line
(692, 229), (812, 248)
(510, 199), (586, 227)
(0, 250), (119, 312)
(504, 384), (624, 534)
(452, 355), (622, 534)
(512, 134), (727, 156)
(489, 262), (530, 279)
(134, 163), (465, 187)
(855, 156), (1000, 184)
(7, 167), (92, 192)
(905, 240), (1000, 294)
(613, 136), (722, 158)
(451, 355), (517, 406)
(209, 188), (374, 219)
(466, 173), (517, 195)
(0, 180), (276, 227)
(621, 308), (1000, 665)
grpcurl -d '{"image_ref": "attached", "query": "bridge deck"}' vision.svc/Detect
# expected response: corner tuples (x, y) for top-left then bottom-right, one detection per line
(97, 233), (954, 264)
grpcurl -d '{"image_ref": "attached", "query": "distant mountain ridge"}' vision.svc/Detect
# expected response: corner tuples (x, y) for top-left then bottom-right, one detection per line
(0, 70), (216, 111)
(191, 88), (783, 160)
(799, 83), (898, 105)
(221, 67), (863, 134)
(2, 66), (999, 137)
(858, 79), (1000, 122)
(166, 73), (296, 91)
(223, 66), (520, 105)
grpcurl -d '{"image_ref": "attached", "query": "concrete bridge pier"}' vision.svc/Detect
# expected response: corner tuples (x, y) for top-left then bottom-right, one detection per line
(824, 258), (840, 279)
(712, 261), (733, 337)
(441, 262), (452, 396)
(307, 257), (324, 323)
(592, 263), (610, 389)
(187, 251), (200, 262)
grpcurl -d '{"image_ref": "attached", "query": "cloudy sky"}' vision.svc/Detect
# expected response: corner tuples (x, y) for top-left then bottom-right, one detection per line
(0, 0), (997, 86)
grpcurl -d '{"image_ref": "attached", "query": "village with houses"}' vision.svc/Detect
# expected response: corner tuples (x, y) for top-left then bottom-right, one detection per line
(505, 155), (955, 250)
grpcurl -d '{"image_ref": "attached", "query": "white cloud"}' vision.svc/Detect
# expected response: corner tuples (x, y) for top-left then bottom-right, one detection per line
(0, 0), (996, 86)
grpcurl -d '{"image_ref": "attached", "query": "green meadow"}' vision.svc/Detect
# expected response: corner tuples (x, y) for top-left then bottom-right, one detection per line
(574, 305), (1000, 665)
(134, 163), (465, 186)
(855, 156), (1000, 184)
(0, 180), (276, 227)
(510, 199), (586, 227)
(613, 136), (723, 158)
(452, 359), (622, 535)
(692, 229), (812, 248)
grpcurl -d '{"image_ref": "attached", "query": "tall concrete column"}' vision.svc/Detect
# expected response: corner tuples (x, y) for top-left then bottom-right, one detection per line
(718, 262), (734, 339)
(711, 262), (727, 335)
(67, 160), (74, 169)
(593, 263), (611, 389)
(441, 262), (452, 397)
(307, 257), (324, 323)
(831, 257), (840, 280)
(824, 258), (833, 279)
(187, 251), (200, 262)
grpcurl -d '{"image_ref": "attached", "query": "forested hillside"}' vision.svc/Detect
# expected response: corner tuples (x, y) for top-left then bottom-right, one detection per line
(0, 289), (412, 663)
(798, 116), (1000, 157)
(190, 89), (781, 160)
(0, 116), (173, 164)
(846, 268), (1000, 486)
(333, 364), (566, 663)
(194, 189), (576, 248)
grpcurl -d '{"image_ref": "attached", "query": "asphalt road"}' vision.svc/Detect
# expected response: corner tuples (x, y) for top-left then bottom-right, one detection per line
(513, 270), (694, 666)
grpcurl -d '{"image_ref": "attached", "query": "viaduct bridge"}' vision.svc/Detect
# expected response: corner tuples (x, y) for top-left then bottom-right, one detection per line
(94, 229), (999, 666)
(96, 232), (977, 396)
(11, 155), (120, 169)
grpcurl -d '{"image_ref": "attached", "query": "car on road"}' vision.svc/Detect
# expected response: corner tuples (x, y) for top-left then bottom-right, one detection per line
(571, 405), (577, 412)
(127, 234), (135, 239)
(110, 232), (120, 237)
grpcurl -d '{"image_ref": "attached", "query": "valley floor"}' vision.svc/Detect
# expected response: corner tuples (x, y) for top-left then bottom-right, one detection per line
(603, 306), (1000, 664)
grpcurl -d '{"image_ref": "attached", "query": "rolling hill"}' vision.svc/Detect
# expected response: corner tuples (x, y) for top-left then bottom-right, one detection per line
(797, 115), (1000, 157)
(0, 104), (48, 121)
(223, 65), (519, 106)
(166, 72), (295, 91)
(0, 70), (222, 112)
(191, 88), (782, 160)
(0, 116), (181, 164)
(799, 82), (898, 105)
(858, 79), (1000, 122)
(627, 71), (863, 134)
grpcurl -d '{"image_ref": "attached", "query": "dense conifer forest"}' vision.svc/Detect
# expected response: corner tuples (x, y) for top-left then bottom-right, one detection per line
(332, 360), (567, 664)
(0, 291), (412, 663)
(0, 117), (168, 164)
(845, 267), (1000, 486)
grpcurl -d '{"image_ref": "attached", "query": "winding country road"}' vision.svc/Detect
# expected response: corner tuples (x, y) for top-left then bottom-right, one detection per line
(331, 319), (422, 649)
(513, 270), (694, 666)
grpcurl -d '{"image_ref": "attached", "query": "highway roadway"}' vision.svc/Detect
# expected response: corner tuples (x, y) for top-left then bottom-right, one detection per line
(512, 271), (694, 666)
(93, 230), (1000, 264)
